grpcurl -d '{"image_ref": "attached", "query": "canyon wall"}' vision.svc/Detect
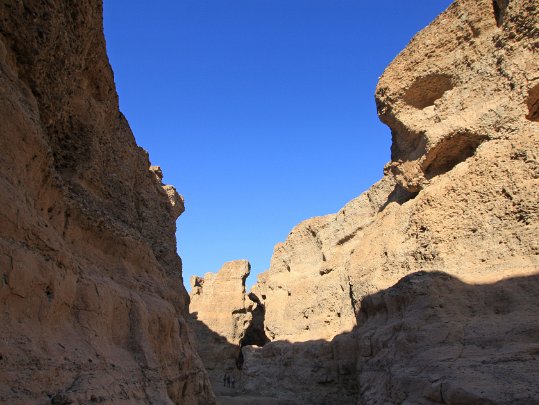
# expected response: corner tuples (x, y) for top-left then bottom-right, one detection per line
(191, 0), (539, 403)
(255, 0), (538, 343)
(252, 0), (539, 402)
(0, 1), (214, 403)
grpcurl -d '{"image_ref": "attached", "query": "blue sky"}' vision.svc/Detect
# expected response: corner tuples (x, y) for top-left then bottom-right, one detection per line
(103, 1), (452, 290)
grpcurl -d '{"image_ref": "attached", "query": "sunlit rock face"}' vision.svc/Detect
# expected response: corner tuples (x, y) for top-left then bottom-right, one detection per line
(0, 1), (214, 403)
(251, 177), (396, 343)
(242, 0), (539, 403)
(190, 260), (253, 345)
(255, 0), (538, 343)
(377, 0), (539, 194)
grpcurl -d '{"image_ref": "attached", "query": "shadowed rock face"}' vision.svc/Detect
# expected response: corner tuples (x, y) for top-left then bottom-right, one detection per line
(0, 1), (214, 403)
(189, 0), (539, 403)
(356, 272), (539, 405)
(195, 272), (539, 405)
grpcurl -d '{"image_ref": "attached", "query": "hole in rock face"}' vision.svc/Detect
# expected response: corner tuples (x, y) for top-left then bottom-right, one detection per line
(241, 293), (270, 349)
(391, 126), (427, 162)
(379, 184), (419, 212)
(527, 83), (539, 122)
(493, 0), (509, 27)
(236, 294), (269, 369)
(403, 74), (454, 109)
(422, 132), (488, 179)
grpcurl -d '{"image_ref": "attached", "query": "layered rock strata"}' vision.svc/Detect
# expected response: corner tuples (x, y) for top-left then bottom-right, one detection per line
(0, 1), (213, 403)
(192, 0), (539, 403)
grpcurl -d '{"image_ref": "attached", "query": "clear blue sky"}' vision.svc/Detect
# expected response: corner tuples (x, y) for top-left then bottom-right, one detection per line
(103, 1), (452, 291)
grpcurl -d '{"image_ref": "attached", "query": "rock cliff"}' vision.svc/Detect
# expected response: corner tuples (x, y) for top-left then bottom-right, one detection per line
(191, 0), (539, 403)
(0, 1), (214, 403)
(255, 0), (538, 344)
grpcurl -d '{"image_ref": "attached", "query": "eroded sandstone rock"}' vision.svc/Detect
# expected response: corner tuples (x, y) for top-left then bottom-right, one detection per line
(0, 1), (213, 403)
(233, 0), (538, 403)
(189, 260), (269, 400)
(356, 271), (539, 404)
(190, 260), (253, 345)
(255, 0), (538, 345)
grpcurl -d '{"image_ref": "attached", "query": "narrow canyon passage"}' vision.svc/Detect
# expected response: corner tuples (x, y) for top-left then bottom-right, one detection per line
(0, 0), (537, 404)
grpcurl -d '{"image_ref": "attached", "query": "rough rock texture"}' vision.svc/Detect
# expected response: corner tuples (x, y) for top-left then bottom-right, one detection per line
(241, 334), (358, 405)
(251, 177), (395, 343)
(190, 260), (252, 345)
(0, 1), (214, 403)
(255, 0), (539, 343)
(193, 0), (539, 404)
(256, 0), (538, 343)
(189, 260), (270, 401)
(356, 271), (539, 404)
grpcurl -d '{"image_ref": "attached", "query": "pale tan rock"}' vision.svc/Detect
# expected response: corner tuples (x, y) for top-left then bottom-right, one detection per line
(190, 260), (252, 345)
(255, 0), (538, 345)
(241, 0), (539, 403)
(189, 260), (262, 399)
(0, 1), (214, 403)
(150, 165), (165, 181)
(163, 185), (185, 219)
(251, 176), (396, 343)
(150, 166), (185, 219)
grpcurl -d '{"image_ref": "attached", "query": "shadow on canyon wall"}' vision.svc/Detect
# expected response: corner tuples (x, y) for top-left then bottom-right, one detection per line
(190, 271), (539, 405)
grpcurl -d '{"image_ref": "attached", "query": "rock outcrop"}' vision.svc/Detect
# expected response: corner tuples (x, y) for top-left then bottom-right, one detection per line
(190, 260), (252, 345)
(255, 0), (538, 344)
(0, 1), (214, 403)
(189, 260), (271, 400)
(192, 0), (539, 403)
(251, 177), (395, 343)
